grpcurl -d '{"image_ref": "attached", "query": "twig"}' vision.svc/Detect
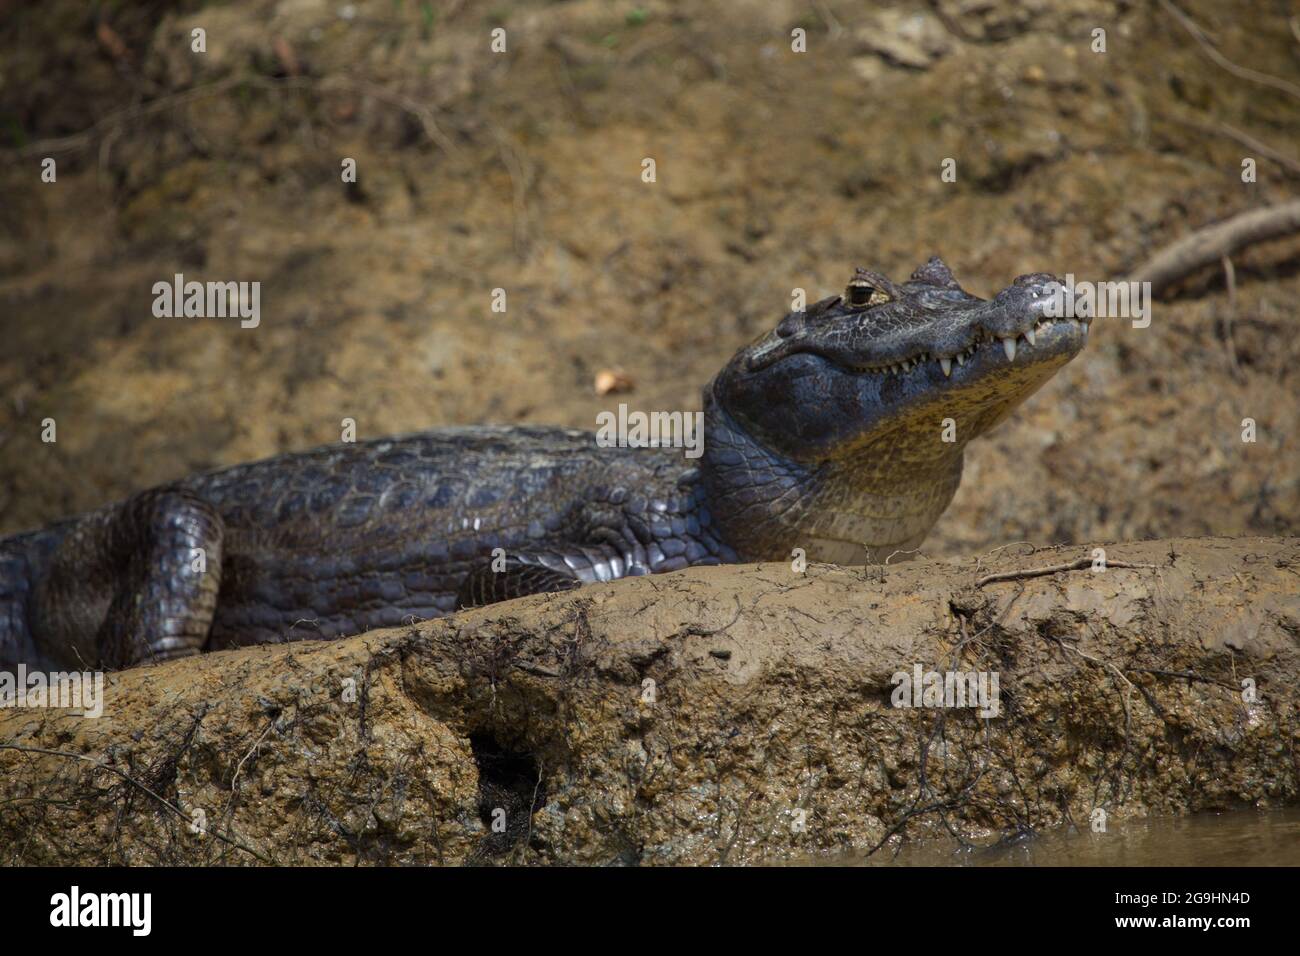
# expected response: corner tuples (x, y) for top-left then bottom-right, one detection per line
(927, 0), (980, 44)
(517, 758), (545, 866)
(972, 541), (1038, 578)
(223, 718), (277, 824)
(670, 596), (743, 638)
(1169, 115), (1300, 177)
(1214, 123), (1300, 175)
(1159, 0), (1300, 101)
(1044, 634), (1135, 732)
(7, 74), (460, 159)
(513, 661), (562, 679)
(1126, 667), (1239, 691)
(0, 743), (272, 863)
(342, 76), (460, 158)
(810, 0), (845, 41)
(491, 125), (533, 257)
(1127, 200), (1300, 296)
(1221, 255), (1242, 379)
(11, 77), (244, 156)
(976, 556), (1158, 588)
(884, 547), (927, 565)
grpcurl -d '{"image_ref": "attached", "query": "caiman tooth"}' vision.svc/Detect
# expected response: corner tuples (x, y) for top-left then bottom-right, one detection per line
(1001, 336), (1017, 362)
(1023, 328), (1036, 346)
(956, 352), (965, 366)
(939, 356), (952, 378)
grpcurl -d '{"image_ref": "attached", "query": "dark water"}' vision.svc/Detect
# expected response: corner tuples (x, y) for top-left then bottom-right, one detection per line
(851, 810), (1300, 866)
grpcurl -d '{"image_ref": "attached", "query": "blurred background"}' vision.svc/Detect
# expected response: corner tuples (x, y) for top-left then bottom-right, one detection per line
(0, 0), (1296, 557)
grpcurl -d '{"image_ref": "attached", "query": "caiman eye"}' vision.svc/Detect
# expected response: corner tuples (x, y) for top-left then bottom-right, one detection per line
(845, 275), (892, 309)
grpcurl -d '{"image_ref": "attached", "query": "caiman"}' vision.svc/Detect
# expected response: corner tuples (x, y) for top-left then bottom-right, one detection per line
(0, 258), (1087, 671)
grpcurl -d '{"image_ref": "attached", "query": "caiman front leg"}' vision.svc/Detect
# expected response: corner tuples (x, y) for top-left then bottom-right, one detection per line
(455, 542), (646, 610)
(33, 488), (224, 669)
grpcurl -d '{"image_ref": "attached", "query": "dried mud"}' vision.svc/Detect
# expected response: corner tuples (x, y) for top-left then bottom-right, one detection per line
(1, 537), (1296, 865)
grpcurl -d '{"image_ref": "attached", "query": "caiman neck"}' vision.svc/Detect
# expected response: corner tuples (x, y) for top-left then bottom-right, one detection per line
(700, 387), (963, 565)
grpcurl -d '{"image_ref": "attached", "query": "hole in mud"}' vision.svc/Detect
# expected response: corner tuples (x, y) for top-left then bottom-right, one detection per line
(469, 733), (547, 858)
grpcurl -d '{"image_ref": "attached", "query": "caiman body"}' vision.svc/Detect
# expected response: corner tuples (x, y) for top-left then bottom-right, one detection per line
(0, 258), (1087, 670)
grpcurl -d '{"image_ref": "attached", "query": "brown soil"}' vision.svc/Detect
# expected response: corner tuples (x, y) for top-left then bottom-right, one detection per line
(2, 536), (1296, 865)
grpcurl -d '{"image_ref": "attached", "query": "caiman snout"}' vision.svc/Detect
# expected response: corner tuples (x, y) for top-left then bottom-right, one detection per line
(742, 262), (1085, 379)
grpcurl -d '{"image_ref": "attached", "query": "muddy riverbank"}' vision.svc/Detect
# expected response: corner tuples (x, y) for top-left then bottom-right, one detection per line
(2, 536), (1296, 865)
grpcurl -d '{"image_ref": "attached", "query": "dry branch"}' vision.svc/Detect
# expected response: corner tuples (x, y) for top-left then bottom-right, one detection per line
(1160, 0), (1300, 101)
(1128, 200), (1300, 295)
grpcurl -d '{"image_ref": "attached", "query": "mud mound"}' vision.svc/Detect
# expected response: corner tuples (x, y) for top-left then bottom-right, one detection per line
(2, 536), (1296, 865)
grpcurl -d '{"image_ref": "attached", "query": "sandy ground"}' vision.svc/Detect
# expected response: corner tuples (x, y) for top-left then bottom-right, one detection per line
(0, 0), (1297, 559)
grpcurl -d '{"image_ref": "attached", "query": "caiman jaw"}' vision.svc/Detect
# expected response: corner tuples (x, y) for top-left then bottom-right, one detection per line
(745, 268), (1086, 385)
(839, 314), (1089, 378)
(726, 261), (1087, 460)
(701, 257), (1088, 563)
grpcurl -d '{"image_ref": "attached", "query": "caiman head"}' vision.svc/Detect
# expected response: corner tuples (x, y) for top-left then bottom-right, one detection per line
(701, 256), (1087, 564)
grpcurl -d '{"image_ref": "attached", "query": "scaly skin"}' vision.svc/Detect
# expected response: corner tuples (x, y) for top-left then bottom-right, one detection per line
(0, 258), (1086, 670)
